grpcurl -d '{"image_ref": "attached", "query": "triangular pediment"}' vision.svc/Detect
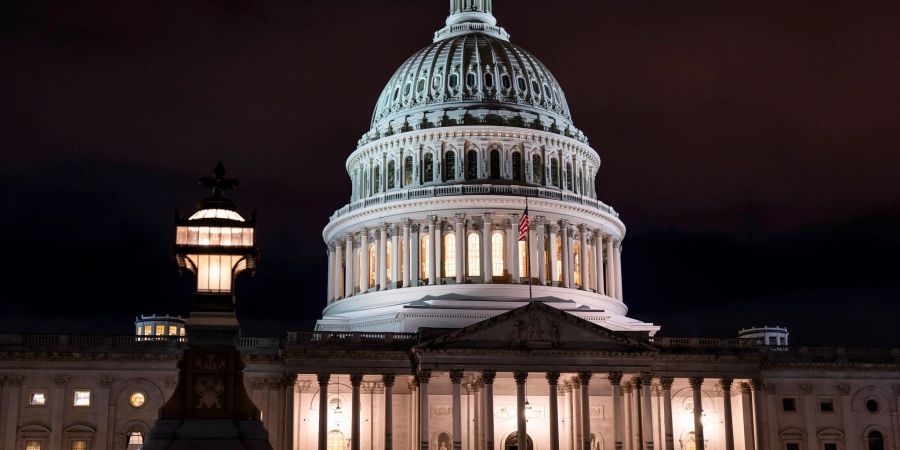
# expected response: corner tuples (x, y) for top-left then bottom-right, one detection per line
(417, 302), (657, 353)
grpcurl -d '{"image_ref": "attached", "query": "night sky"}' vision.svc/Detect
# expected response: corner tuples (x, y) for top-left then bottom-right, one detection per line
(1, 0), (898, 345)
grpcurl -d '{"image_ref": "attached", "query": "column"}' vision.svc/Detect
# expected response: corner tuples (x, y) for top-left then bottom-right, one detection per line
(383, 375), (395, 450)
(614, 241), (624, 300)
(391, 226), (400, 288)
(689, 377), (705, 450)
(403, 220), (412, 287)
(641, 373), (655, 450)
(411, 224), (421, 286)
(564, 383), (575, 450)
(508, 215), (520, 283)
(3, 376), (23, 450)
(360, 229), (370, 292)
(350, 375), (363, 450)
(632, 378), (644, 450)
(514, 372), (529, 450)
(451, 370), (464, 450)
(750, 379), (765, 450)
(624, 382), (633, 450)
(419, 370), (432, 450)
(567, 226), (576, 290)
(739, 383), (755, 450)
(317, 374), (330, 450)
(482, 213), (493, 283)
(573, 379), (583, 450)
(345, 235), (354, 296)
(50, 375), (66, 449)
(549, 224), (559, 285)
(720, 379), (735, 450)
(578, 372), (592, 450)
(97, 376), (112, 450)
(327, 246), (335, 301)
(428, 216), (438, 284)
(578, 225), (588, 290)
(560, 221), (570, 287)
(283, 375), (296, 450)
(409, 378), (418, 450)
(536, 217), (547, 285)
(609, 372), (624, 450)
(660, 378), (675, 450)
(380, 224), (389, 290)
(602, 237), (614, 298)
(483, 370), (496, 450)
(455, 213), (466, 284)
(335, 243), (345, 299)
(547, 372), (561, 450)
(593, 231), (604, 293)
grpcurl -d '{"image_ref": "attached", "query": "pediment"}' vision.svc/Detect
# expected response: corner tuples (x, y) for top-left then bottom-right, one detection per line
(418, 302), (657, 353)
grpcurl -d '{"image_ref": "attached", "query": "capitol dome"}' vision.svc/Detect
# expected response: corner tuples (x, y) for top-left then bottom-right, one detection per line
(359, 1), (586, 146)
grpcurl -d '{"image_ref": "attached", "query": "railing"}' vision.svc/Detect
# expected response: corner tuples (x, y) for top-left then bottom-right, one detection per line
(649, 337), (756, 349)
(649, 337), (900, 362)
(330, 184), (618, 221)
(289, 331), (418, 346)
(3, 334), (282, 352)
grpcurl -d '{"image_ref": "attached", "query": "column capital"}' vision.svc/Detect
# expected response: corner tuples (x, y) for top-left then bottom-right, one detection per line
(482, 212), (493, 222)
(403, 218), (413, 228)
(513, 371), (528, 384)
(382, 374), (396, 388)
(623, 382), (632, 394)
(750, 378), (764, 391)
(381, 222), (391, 232)
(345, 233), (354, 242)
(350, 374), (364, 386)
(640, 371), (654, 385)
(607, 371), (623, 386)
(428, 214), (439, 224)
(799, 383), (814, 394)
(317, 373), (330, 386)
(559, 219), (569, 227)
(546, 371), (561, 385)
(719, 378), (734, 391)
(577, 223), (588, 233)
(659, 377), (675, 390)
(836, 384), (851, 396)
(454, 213), (466, 223)
(481, 369), (497, 384)
(740, 382), (752, 394)
(534, 215), (546, 226)
(411, 223), (420, 233)
(631, 376), (642, 389)
(689, 377), (704, 390)
(550, 223), (560, 234)
(449, 369), (465, 384)
(577, 371), (592, 385)
(417, 369), (432, 384)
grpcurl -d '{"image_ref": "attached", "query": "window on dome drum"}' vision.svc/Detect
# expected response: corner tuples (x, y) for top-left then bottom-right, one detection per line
(490, 150), (500, 179)
(466, 72), (477, 88)
(449, 73), (459, 89)
(491, 231), (505, 277)
(404, 156), (413, 186)
(531, 80), (540, 95)
(512, 152), (523, 182)
(432, 74), (442, 91)
(70, 440), (87, 450)
(416, 78), (426, 94)
(73, 390), (91, 407)
(868, 431), (885, 450)
(544, 84), (552, 99)
(467, 232), (481, 277)
(782, 397), (797, 412)
(573, 241), (582, 286)
(518, 241), (527, 278)
(466, 150), (478, 180)
(517, 77), (527, 91)
(420, 234), (430, 281)
(565, 162), (573, 190)
(328, 430), (345, 450)
(444, 234), (456, 278)
(385, 241), (392, 283)
(423, 154), (434, 183)
(26, 442), (41, 450)
(820, 398), (834, 412)
(387, 160), (396, 189)
(368, 244), (376, 288)
(550, 159), (560, 187)
(501, 74), (511, 90)
(866, 399), (879, 412)
(484, 72), (494, 88)
(29, 391), (47, 406)
(445, 151), (456, 181)
(554, 239), (563, 282)
(373, 165), (381, 194)
(532, 155), (543, 184)
(393, 86), (400, 101)
(403, 82), (411, 97)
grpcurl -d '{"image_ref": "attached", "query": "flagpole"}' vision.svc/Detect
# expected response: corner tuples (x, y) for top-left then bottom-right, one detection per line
(525, 195), (532, 301)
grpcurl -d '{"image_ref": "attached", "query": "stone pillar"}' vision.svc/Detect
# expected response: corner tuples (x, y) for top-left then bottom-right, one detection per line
(750, 379), (765, 450)
(97, 376), (113, 450)
(383, 374), (395, 450)
(578, 225), (589, 290)
(391, 225), (400, 287)
(609, 372), (624, 450)
(508, 215), (520, 283)
(317, 374), (330, 450)
(335, 243), (345, 299)
(429, 216), (438, 284)
(641, 373), (655, 450)
(451, 370), (464, 450)
(483, 370), (497, 450)
(614, 241), (624, 300)
(660, 378), (675, 450)
(632, 378), (644, 450)
(624, 382), (634, 450)
(689, 377), (705, 450)
(547, 372), (561, 450)
(380, 224), (389, 290)
(604, 238), (616, 299)
(411, 223), (421, 286)
(739, 383), (755, 450)
(3, 376), (22, 450)
(718, 379), (735, 450)
(360, 229), (370, 292)
(549, 224), (560, 285)
(419, 370), (432, 450)
(573, 379), (583, 450)
(350, 374), (363, 450)
(455, 213), (466, 283)
(533, 216), (545, 285)
(50, 375), (67, 449)
(482, 213), (493, 283)
(283, 375), (296, 450)
(327, 246), (335, 301)
(560, 221), (570, 287)
(345, 235), (354, 296)
(408, 378), (418, 450)
(578, 372), (592, 450)
(403, 220), (412, 287)
(515, 371), (528, 450)
(594, 231), (604, 294)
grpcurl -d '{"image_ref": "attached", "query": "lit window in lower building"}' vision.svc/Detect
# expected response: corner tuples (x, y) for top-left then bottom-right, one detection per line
(385, 241), (392, 282)
(29, 391), (47, 406)
(70, 440), (87, 450)
(73, 390), (91, 407)
(467, 232), (480, 276)
(420, 234), (430, 280)
(518, 241), (527, 278)
(155, 324), (164, 335)
(143, 325), (152, 335)
(129, 392), (146, 408)
(443, 234), (456, 278)
(128, 432), (144, 445)
(26, 441), (41, 450)
(168, 325), (177, 336)
(491, 231), (504, 276)
(327, 430), (344, 450)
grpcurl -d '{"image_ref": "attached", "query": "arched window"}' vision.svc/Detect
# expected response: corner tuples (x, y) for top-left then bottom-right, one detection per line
(373, 165), (381, 194)
(504, 432), (534, 450)
(573, 240), (582, 287)
(467, 232), (481, 276)
(532, 154), (543, 184)
(127, 432), (144, 449)
(554, 238), (562, 282)
(444, 234), (456, 278)
(578, 167), (585, 194)
(404, 156), (414, 186)
(683, 432), (696, 450)
(466, 150), (478, 180)
(491, 231), (505, 276)
(328, 430), (345, 450)
(420, 234), (430, 280)
(368, 243), (376, 287)
(566, 162), (573, 190)
(868, 431), (885, 450)
(518, 240), (528, 278)
(356, 248), (363, 290)
(550, 158), (560, 187)
(387, 160), (396, 190)
(511, 152), (523, 182)
(385, 241), (392, 283)
(423, 153), (434, 183)
(490, 149), (501, 179)
(445, 151), (456, 181)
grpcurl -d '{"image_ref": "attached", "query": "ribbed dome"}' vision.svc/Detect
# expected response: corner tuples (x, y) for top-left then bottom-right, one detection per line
(360, 4), (587, 146)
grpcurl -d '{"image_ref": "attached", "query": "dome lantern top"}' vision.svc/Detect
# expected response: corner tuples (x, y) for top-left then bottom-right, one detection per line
(437, 0), (508, 41)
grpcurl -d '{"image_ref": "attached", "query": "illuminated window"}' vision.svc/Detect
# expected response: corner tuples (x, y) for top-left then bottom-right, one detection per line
(373, 165), (381, 194)
(554, 238), (562, 282)
(550, 158), (560, 187)
(573, 241), (582, 286)
(420, 234), (430, 280)
(532, 154), (543, 183)
(385, 241), (392, 283)
(368, 243), (376, 287)
(404, 156), (414, 186)
(518, 241), (527, 278)
(491, 231), (504, 276)
(387, 160), (396, 189)
(565, 162), (573, 190)
(70, 440), (87, 450)
(143, 325), (152, 335)
(129, 392), (146, 408)
(29, 391), (47, 406)
(328, 430), (345, 450)
(444, 234), (456, 278)
(168, 325), (177, 336)
(26, 442), (41, 450)
(156, 325), (165, 336)
(444, 151), (456, 180)
(128, 431), (144, 445)
(423, 153), (434, 183)
(467, 232), (480, 276)
(179, 327), (186, 336)
(684, 432), (696, 450)
(73, 390), (91, 407)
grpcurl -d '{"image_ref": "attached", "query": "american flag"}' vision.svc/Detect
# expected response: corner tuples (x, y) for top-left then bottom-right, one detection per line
(518, 205), (529, 241)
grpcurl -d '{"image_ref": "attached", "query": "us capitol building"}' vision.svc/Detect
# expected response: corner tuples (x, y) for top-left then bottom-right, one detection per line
(0, 2), (897, 450)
